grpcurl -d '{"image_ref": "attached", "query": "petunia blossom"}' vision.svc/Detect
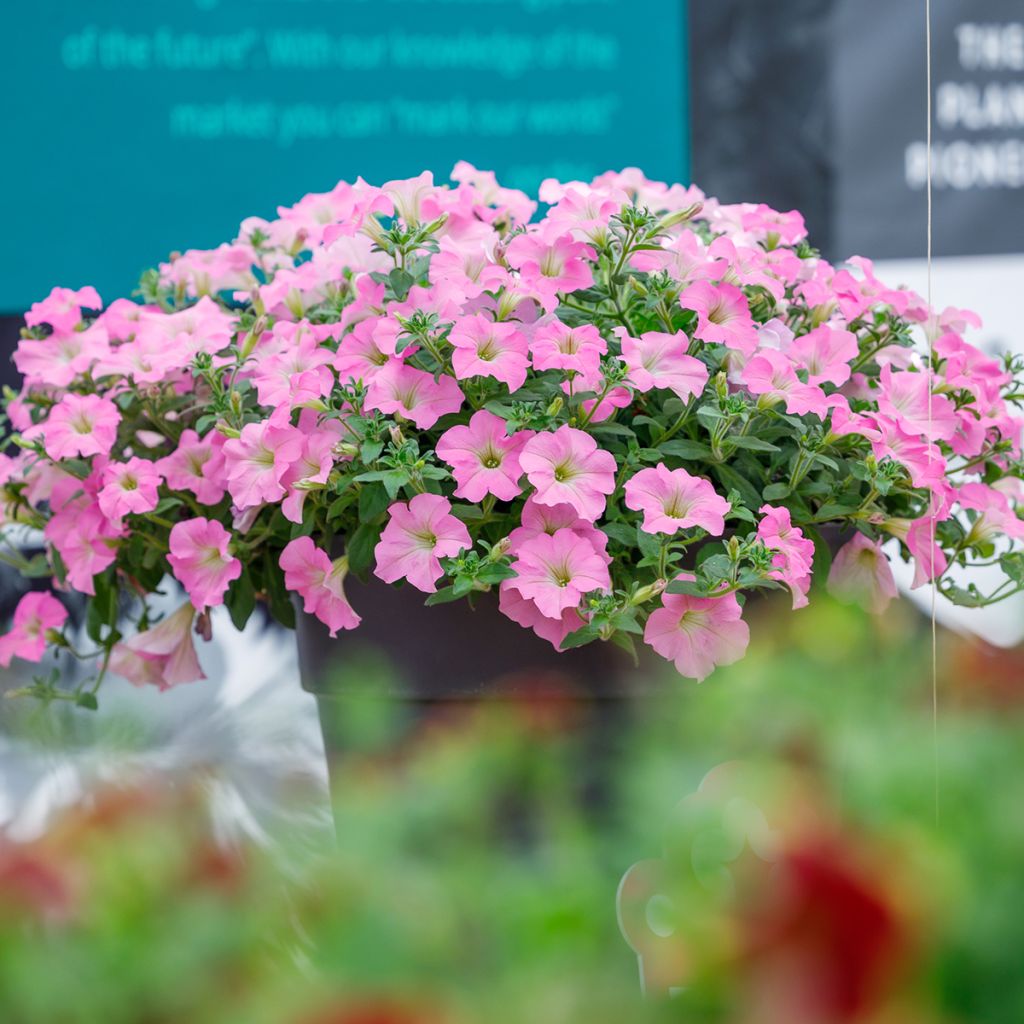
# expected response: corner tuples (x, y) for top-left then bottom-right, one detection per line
(435, 411), (528, 502)
(108, 602), (205, 690)
(756, 504), (815, 608)
(617, 327), (708, 401)
(876, 365), (958, 442)
(41, 393), (121, 462)
(97, 458), (163, 521)
(789, 324), (859, 387)
(643, 579), (750, 681)
(741, 349), (830, 418)
(497, 583), (584, 650)
(222, 416), (305, 509)
(505, 233), (595, 308)
(373, 493), (472, 593)
(25, 285), (102, 334)
(624, 464), (729, 536)
(280, 537), (361, 636)
(363, 361), (464, 429)
(679, 281), (759, 356)
(448, 314), (530, 392)
(529, 321), (606, 378)
(519, 425), (616, 522)
(506, 528), (611, 619)
(827, 533), (899, 614)
(167, 518), (242, 610)
(0, 592), (68, 668)
(158, 429), (227, 507)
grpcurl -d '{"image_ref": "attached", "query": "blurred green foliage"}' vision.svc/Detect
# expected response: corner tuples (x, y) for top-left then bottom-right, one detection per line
(1, 595), (1022, 1023)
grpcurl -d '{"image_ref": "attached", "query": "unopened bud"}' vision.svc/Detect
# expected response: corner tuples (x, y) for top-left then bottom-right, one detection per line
(490, 537), (512, 559)
(195, 611), (213, 643)
(389, 424), (405, 446)
(546, 396), (564, 418)
(631, 579), (667, 605)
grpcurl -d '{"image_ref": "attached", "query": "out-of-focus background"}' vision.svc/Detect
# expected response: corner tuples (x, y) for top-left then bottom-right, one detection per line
(1, 3), (1023, 1020)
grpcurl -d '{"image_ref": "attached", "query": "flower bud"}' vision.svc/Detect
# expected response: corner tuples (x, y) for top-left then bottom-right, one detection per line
(546, 396), (564, 418)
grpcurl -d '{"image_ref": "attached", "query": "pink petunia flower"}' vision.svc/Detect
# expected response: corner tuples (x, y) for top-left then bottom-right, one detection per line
(505, 232), (596, 309)
(435, 411), (528, 502)
(0, 592), (68, 668)
(250, 331), (334, 409)
(158, 429), (227, 507)
(13, 322), (109, 389)
(624, 464), (729, 536)
(333, 316), (402, 385)
(167, 518), (242, 610)
(373, 493), (472, 593)
(280, 537), (361, 636)
(883, 515), (948, 590)
(280, 425), (340, 525)
(25, 285), (102, 334)
(756, 504), (815, 608)
(866, 415), (945, 492)
(643, 579), (750, 681)
(498, 580), (585, 649)
(876, 365), (958, 442)
(506, 528), (611, 619)
(741, 349), (830, 418)
(789, 324), (859, 387)
(222, 417), (305, 509)
(616, 327), (709, 402)
(679, 281), (759, 356)
(108, 602), (205, 691)
(958, 482), (1024, 543)
(448, 314), (530, 392)
(43, 477), (123, 595)
(41, 393), (121, 461)
(97, 458), (163, 521)
(519, 425), (617, 522)
(827, 533), (898, 614)
(363, 361), (464, 430)
(529, 320), (606, 378)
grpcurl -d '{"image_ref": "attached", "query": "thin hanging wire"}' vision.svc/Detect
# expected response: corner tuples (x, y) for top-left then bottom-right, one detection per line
(925, 0), (939, 823)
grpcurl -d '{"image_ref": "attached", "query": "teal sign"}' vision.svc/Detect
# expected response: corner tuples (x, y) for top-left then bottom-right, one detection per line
(0, 0), (689, 312)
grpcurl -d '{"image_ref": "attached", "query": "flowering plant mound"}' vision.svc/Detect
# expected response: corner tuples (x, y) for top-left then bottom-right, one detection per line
(2, 165), (1023, 703)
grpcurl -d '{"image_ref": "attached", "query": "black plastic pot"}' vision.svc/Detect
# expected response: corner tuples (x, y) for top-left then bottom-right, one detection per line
(296, 576), (664, 816)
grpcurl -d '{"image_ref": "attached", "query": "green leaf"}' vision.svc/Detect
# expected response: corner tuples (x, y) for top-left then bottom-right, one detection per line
(699, 553), (734, 582)
(1000, 551), (1024, 586)
(76, 692), (99, 711)
(601, 522), (636, 547)
(803, 525), (833, 592)
(635, 524), (661, 559)
(388, 268), (414, 302)
(347, 521), (381, 576)
(762, 482), (791, 501)
(659, 439), (712, 460)
(226, 567), (257, 631)
(153, 496), (183, 516)
(425, 586), (463, 606)
(560, 624), (600, 650)
(729, 436), (780, 453)
(264, 552), (296, 629)
(358, 482), (391, 521)
(360, 440), (384, 464)
(713, 464), (762, 510)
(665, 577), (707, 596)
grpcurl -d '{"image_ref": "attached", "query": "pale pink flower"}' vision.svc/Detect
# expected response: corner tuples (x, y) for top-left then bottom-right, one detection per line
(280, 537), (361, 636)
(506, 528), (611, 619)
(644, 580), (750, 681)
(789, 324), (859, 387)
(157, 429), (227, 506)
(43, 480), (122, 596)
(13, 323), (109, 389)
(25, 285), (102, 334)
(167, 517), (242, 610)
(373, 493), (472, 593)
(507, 496), (611, 565)
(958, 482), (1024, 543)
(519, 425), (617, 522)
(0, 592), (68, 668)
(529, 320), (606, 378)
(679, 281), (758, 356)
(363, 361), (464, 429)
(498, 580), (585, 649)
(435, 411), (528, 502)
(505, 232), (596, 309)
(250, 331), (334, 408)
(280, 425), (340, 525)
(827, 533), (898, 614)
(876, 365), (958, 442)
(741, 349), (830, 418)
(756, 504), (815, 608)
(98, 457), (163, 521)
(866, 415), (945, 491)
(883, 516), (948, 589)
(222, 417), (305, 509)
(629, 230), (725, 284)
(41, 393), (121, 461)
(624, 464), (729, 536)
(108, 602), (205, 691)
(448, 314), (530, 392)
(428, 234), (508, 298)
(333, 316), (402, 385)
(617, 327), (709, 401)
